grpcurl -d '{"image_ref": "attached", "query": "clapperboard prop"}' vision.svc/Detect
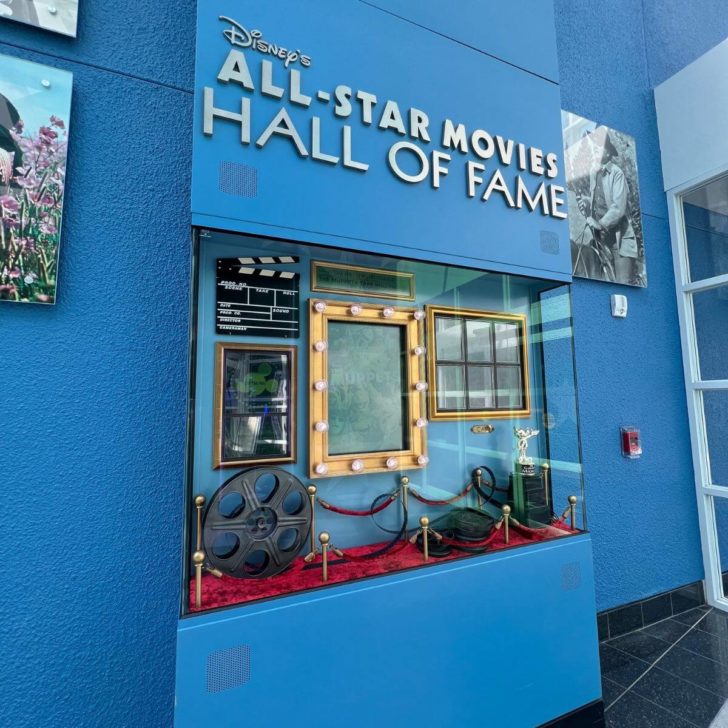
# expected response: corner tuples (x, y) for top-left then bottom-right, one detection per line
(216, 256), (300, 338)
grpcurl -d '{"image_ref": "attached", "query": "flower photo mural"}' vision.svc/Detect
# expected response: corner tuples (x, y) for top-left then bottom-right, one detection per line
(0, 0), (78, 37)
(0, 54), (72, 304)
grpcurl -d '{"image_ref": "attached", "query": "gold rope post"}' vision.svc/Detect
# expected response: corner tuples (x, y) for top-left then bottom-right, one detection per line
(319, 532), (330, 583)
(420, 516), (430, 562)
(502, 504), (511, 545)
(193, 550), (205, 608)
(304, 485), (319, 562)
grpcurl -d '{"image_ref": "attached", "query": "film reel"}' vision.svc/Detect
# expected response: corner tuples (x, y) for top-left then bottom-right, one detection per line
(203, 467), (312, 579)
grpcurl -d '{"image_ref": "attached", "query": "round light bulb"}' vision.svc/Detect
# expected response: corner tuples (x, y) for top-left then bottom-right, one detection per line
(349, 304), (363, 316)
(351, 459), (364, 472)
(414, 381), (428, 392)
(315, 463), (329, 475)
(314, 420), (329, 433)
(313, 301), (327, 313)
(386, 457), (399, 470)
(412, 345), (426, 356)
(314, 380), (328, 392)
(415, 417), (428, 428)
(314, 340), (328, 352)
(417, 455), (430, 466)
(413, 310), (425, 321)
(382, 307), (395, 318)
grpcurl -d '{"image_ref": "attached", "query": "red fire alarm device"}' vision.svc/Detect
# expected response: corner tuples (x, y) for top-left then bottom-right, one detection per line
(620, 427), (642, 459)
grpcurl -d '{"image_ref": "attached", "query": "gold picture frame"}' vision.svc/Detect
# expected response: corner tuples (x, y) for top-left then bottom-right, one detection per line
(213, 343), (297, 469)
(426, 305), (531, 421)
(309, 298), (427, 478)
(311, 260), (416, 301)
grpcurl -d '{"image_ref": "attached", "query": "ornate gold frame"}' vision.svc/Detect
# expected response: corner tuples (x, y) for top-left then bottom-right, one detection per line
(311, 260), (416, 301)
(425, 305), (531, 421)
(309, 298), (427, 478)
(213, 342), (297, 469)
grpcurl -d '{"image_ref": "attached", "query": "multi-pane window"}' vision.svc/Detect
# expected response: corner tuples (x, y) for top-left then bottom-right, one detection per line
(426, 307), (529, 419)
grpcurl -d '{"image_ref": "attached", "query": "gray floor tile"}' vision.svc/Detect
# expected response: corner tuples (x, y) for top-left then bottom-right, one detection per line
(608, 631), (672, 663)
(632, 666), (725, 727)
(605, 690), (696, 727)
(602, 677), (624, 708)
(641, 618), (692, 644)
(674, 607), (710, 627)
(600, 644), (650, 688)
(658, 645), (728, 698)
(696, 611), (728, 640)
(679, 629), (728, 666)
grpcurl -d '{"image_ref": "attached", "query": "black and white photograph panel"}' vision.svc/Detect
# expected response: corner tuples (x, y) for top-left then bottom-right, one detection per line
(562, 111), (647, 287)
(0, 0), (78, 37)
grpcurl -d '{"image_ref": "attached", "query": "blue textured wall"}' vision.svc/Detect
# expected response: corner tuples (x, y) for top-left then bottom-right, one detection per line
(554, 0), (728, 611)
(0, 3), (195, 726)
(2, 1), (728, 725)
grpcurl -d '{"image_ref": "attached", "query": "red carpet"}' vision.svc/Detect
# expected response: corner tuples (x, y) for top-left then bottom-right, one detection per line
(189, 521), (575, 612)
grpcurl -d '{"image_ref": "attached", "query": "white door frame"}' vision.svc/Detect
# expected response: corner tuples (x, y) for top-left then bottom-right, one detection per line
(667, 161), (728, 610)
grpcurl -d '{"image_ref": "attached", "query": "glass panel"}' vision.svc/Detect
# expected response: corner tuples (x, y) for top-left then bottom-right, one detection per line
(496, 366), (522, 409)
(704, 390), (728, 487)
(221, 349), (290, 461)
(467, 365), (494, 409)
(185, 230), (586, 614)
(495, 322), (520, 363)
(683, 173), (728, 282)
(436, 364), (466, 410)
(435, 316), (464, 360)
(466, 319), (493, 362)
(693, 285), (728, 381)
(327, 322), (407, 455)
(711, 497), (728, 603)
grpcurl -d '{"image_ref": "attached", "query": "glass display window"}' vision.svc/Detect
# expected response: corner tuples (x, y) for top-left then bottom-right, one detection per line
(183, 229), (586, 615)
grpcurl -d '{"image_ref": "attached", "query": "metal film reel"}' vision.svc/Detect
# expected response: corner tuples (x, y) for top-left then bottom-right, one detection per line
(203, 467), (312, 579)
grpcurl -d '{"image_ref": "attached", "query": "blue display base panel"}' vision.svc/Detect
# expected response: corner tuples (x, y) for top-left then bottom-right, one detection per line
(175, 534), (601, 728)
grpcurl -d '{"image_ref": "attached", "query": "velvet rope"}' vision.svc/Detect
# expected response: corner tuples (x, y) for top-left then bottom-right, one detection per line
(409, 481), (473, 506)
(318, 493), (398, 517)
(437, 527), (502, 549)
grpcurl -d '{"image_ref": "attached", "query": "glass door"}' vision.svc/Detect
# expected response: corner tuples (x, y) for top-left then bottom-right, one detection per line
(671, 172), (728, 608)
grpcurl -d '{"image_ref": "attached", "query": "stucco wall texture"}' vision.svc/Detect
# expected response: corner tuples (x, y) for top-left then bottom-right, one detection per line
(1, 1), (727, 726)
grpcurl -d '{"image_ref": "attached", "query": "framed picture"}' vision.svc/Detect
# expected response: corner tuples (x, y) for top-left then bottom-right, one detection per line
(309, 299), (427, 477)
(213, 343), (296, 469)
(311, 260), (415, 301)
(0, 0), (79, 37)
(426, 306), (530, 420)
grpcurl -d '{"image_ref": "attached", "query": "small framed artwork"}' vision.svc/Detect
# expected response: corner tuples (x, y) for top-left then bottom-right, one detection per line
(426, 306), (530, 420)
(213, 343), (296, 469)
(309, 299), (427, 477)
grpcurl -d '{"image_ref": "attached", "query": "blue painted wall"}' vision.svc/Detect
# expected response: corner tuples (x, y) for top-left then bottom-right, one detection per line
(2, 0), (728, 725)
(0, 3), (195, 726)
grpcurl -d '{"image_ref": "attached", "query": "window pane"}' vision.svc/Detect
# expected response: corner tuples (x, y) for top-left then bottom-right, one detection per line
(496, 367), (522, 409)
(495, 322), (520, 363)
(436, 365), (465, 410)
(435, 317), (464, 360)
(467, 366), (494, 409)
(693, 285), (728, 380)
(682, 174), (728, 282)
(704, 390), (728, 487)
(466, 319), (493, 362)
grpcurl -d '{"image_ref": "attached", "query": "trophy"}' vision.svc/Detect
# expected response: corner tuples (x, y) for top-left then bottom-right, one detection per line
(508, 426), (553, 526)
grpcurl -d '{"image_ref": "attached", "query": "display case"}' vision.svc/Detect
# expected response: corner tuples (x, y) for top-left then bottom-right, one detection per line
(183, 229), (586, 614)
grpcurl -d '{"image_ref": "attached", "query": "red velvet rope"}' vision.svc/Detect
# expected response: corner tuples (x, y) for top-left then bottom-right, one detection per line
(318, 494), (397, 517)
(409, 481), (474, 506)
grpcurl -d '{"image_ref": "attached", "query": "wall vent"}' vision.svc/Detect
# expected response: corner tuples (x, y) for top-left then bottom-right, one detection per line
(219, 161), (258, 198)
(540, 231), (560, 255)
(206, 645), (251, 693)
(561, 562), (582, 591)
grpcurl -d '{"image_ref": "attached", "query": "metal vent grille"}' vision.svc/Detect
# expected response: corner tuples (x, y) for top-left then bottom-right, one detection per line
(561, 562), (582, 591)
(206, 645), (251, 693)
(540, 231), (560, 255)
(219, 161), (258, 198)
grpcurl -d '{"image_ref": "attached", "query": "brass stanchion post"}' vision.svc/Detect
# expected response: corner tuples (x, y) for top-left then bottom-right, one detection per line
(401, 475), (409, 542)
(193, 550), (205, 608)
(420, 516), (430, 562)
(304, 485), (319, 562)
(319, 532), (330, 583)
(502, 504), (511, 545)
(194, 494), (205, 551)
(568, 495), (577, 531)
